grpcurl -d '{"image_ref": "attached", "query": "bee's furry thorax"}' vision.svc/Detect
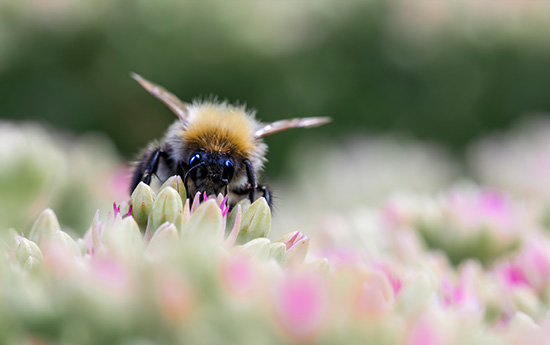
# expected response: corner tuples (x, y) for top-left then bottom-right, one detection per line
(184, 102), (257, 158)
(163, 101), (267, 180)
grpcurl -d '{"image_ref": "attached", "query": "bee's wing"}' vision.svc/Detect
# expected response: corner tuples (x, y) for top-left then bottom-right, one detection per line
(131, 73), (189, 123)
(254, 117), (331, 138)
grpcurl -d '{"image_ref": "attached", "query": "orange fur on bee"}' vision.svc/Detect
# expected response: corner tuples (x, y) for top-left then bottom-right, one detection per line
(183, 103), (257, 158)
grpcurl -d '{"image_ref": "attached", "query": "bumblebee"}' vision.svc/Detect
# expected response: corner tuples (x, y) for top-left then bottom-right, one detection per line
(130, 74), (330, 207)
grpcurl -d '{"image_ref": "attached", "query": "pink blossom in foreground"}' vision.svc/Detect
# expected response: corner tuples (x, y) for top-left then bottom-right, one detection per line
(273, 273), (328, 341)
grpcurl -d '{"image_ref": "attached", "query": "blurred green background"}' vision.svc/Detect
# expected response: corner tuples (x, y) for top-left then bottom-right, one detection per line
(3, 1), (550, 177)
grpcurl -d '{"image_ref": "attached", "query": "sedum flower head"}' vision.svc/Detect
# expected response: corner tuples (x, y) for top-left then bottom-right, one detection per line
(3, 172), (550, 345)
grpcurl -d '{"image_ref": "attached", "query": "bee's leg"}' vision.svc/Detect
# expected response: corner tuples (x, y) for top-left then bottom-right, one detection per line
(130, 148), (168, 194)
(256, 185), (272, 208)
(243, 159), (256, 203)
(232, 185), (272, 208)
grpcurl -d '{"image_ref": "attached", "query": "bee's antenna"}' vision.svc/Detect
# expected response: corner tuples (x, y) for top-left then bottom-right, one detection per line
(183, 162), (205, 195)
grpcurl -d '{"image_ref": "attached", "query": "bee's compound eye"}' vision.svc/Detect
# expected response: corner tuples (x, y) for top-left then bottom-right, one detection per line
(189, 153), (201, 166)
(222, 159), (234, 181)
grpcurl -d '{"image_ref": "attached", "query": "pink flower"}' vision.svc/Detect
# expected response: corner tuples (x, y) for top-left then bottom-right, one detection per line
(222, 255), (257, 296)
(155, 271), (192, 322)
(439, 263), (482, 313)
(496, 236), (550, 292)
(373, 261), (403, 297)
(89, 256), (132, 296)
(445, 189), (519, 235)
(273, 273), (327, 341)
(355, 270), (395, 317)
(406, 314), (447, 345)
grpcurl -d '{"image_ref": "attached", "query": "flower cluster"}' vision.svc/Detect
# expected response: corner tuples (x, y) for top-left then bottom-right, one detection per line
(1, 178), (331, 344)
(2, 177), (550, 345)
(4, 119), (550, 344)
(381, 186), (527, 265)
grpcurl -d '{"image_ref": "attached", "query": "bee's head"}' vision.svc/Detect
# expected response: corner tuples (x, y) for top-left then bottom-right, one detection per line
(184, 150), (237, 197)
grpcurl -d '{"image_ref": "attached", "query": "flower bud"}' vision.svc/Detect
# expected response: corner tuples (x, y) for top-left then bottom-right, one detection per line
(268, 242), (287, 264)
(102, 216), (144, 258)
(236, 198), (271, 245)
(23, 256), (41, 271)
(227, 199), (250, 232)
(147, 222), (179, 259)
(160, 175), (187, 202)
(131, 182), (155, 227)
(284, 237), (309, 267)
(239, 238), (271, 260)
(151, 187), (183, 231)
(52, 231), (81, 258)
(76, 238), (89, 256)
(15, 236), (43, 265)
(29, 208), (61, 247)
(181, 199), (223, 239)
(91, 210), (103, 254)
(306, 258), (329, 274)
(278, 231), (309, 267)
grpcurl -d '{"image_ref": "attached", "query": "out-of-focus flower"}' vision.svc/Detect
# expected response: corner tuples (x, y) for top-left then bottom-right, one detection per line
(29, 208), (61, 247)
(0, 122), (126, 234)
(273, 273), (328, 341)
(3, 177), (550, 345)
(469, 118), (550, 201)
(495, 236), (550, 293)
(384, 186), (526, 265)
(13, 235), (43, 268)
(6, 119), (550, 344)
(278, 231), (310, 267)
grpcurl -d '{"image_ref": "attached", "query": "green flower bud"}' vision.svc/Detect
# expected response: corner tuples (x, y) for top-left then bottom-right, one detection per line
(182, 199), (223, 238)
(239, 238), (271, 260)
(236, 198), (271, 245)
(151, 187), (183, 231)
(52, 231), (82, 258)
(160, 176), (187, 202)
(268, 242), (287, 264)
(131, 182), (156, 227)
(226, 199), (250, 233)
(102, 217), (143, 258)
(76, 238), (89, 256)
(29, 208), (61, 247)
(23, 256), (41, 271)
(306, 258), (329, 274)
(146, 222), (179, 259)
(15, 237), (43, 265)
